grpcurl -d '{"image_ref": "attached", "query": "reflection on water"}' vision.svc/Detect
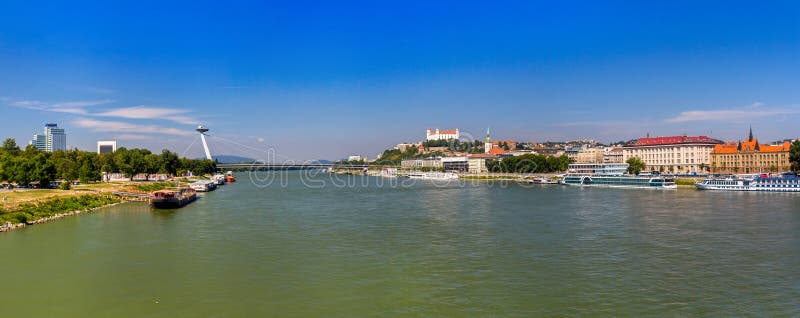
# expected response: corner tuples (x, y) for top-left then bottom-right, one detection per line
(1, 173), (799, 317)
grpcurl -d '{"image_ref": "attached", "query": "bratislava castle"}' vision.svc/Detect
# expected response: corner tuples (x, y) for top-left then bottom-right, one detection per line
(425, 128), (459, 141)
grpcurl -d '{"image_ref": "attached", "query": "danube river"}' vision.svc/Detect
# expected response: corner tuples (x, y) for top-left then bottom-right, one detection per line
(1, 173), (799, 316)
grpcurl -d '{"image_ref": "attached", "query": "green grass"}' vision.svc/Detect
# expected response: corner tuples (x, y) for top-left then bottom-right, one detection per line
(675, 178), (697, 186)
(0, 194), (121, 224)
(133, 182), (177, 192)
(459, 176), (511, 180)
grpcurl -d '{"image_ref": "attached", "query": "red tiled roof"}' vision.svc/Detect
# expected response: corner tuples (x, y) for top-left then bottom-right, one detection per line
(489, 148), (507, 155)
(427, 128), (458, 135)
(631, 135), (722, 146)
(713, 139), (790, 154)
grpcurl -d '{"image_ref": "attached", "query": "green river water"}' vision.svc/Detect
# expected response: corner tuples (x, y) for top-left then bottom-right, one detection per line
(1, 172), (799, 317)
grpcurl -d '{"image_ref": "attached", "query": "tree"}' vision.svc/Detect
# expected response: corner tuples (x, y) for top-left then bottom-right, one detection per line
(2, 138), (20, 153)
(790, 140), (800, 172)
(626, 157), (645, 175)
(161, 149), (180, 176)
(144, 153), (162, 179)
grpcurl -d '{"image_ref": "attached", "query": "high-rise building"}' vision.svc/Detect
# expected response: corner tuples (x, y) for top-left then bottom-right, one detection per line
(97, 140), (117, 154)
(29, 134), (46, 151)
(29, 123), (66, 152)
(44, 123), (66, 152)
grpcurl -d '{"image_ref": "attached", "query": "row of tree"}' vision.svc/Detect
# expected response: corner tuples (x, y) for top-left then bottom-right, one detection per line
(0, 138), (216, 186)
(421, 139), (486, 154)
(486, 154), (572, 173)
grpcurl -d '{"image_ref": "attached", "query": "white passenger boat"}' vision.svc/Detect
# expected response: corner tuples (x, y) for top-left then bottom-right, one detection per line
(561, 163), (676, 189)
(695, 172), (800, 192)
(561, 174), (677, 189)
(407, 172), (459, 180)
(190, 181), (217, 192)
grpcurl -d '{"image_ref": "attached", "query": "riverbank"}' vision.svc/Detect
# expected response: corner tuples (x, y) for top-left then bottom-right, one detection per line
(0, 194), (123, 232)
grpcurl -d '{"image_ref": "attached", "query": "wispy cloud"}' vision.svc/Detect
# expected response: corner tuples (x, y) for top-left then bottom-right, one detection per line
(52, 100), (114, 108)
(97, 106), (197, 124)
(12, 100), (47, 107)
(665, 103), (799, 123)
(115, 134), (156, 140)
(74, 118), (194, 136)
(11, 99), (114, 115)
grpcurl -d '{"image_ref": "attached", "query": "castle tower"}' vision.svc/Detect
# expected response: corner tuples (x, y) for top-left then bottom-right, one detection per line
(484, 127), (492, 154)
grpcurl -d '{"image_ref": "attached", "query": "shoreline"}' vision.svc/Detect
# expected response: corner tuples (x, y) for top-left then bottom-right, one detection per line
(0, 197), (128, 233)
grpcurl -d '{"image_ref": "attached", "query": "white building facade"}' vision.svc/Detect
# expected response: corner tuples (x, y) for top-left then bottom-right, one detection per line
(622, 135), (722, 174)
(426, 128), (459, 141)
(97, 140), (117, 154)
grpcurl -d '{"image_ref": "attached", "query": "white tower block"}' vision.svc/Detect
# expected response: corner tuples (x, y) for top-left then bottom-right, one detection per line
(196, 125), (212, 160)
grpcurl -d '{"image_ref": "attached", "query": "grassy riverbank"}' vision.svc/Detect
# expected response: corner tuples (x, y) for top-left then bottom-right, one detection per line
(0, 181), (172, 232)
(459, 175), (517, 180)
(0, 194), (121, 225)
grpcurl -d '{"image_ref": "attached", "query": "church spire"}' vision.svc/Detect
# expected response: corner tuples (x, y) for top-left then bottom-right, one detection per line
(748, 125), (753, 142)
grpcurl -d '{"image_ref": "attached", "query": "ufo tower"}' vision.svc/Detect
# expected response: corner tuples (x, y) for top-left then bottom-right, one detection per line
(196, 125), (212, 160)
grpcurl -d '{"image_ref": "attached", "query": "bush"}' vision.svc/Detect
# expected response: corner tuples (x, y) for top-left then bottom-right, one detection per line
(133, 182), (176, 192)
(59, 182), (71, 190)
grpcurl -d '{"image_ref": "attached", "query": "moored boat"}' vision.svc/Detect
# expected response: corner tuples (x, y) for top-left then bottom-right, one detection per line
(225, 171), (237, 183)
(212, 173), (226, 185)
(190, 181), (216, 192)
(149, 188), (197, 209)
(561, 162), (676, 190)
(695, 172), (800, 192)
(561, 175), (677, 189)
(407, 172), (459, 180)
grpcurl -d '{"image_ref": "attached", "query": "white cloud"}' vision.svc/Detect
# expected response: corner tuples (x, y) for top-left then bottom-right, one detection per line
(115, 134), (156, 140)
(12, 100), (47, 107)
(10, 99), (114, 115)
(97, 106), (197, 124)
(665, 108), (799, 123)
(74, 118), (194, 136)
(52, 100), (114, 108)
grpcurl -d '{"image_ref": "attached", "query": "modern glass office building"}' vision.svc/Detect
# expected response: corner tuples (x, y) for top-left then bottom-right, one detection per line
(30, 123), (66, 152)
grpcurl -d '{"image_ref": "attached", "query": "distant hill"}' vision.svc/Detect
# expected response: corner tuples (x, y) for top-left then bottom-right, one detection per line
(309, 159), (334, 164)
(210, 155), (256, 163)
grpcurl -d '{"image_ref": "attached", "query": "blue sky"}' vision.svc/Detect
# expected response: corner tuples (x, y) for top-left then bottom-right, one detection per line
(1, 1), (798, 161)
